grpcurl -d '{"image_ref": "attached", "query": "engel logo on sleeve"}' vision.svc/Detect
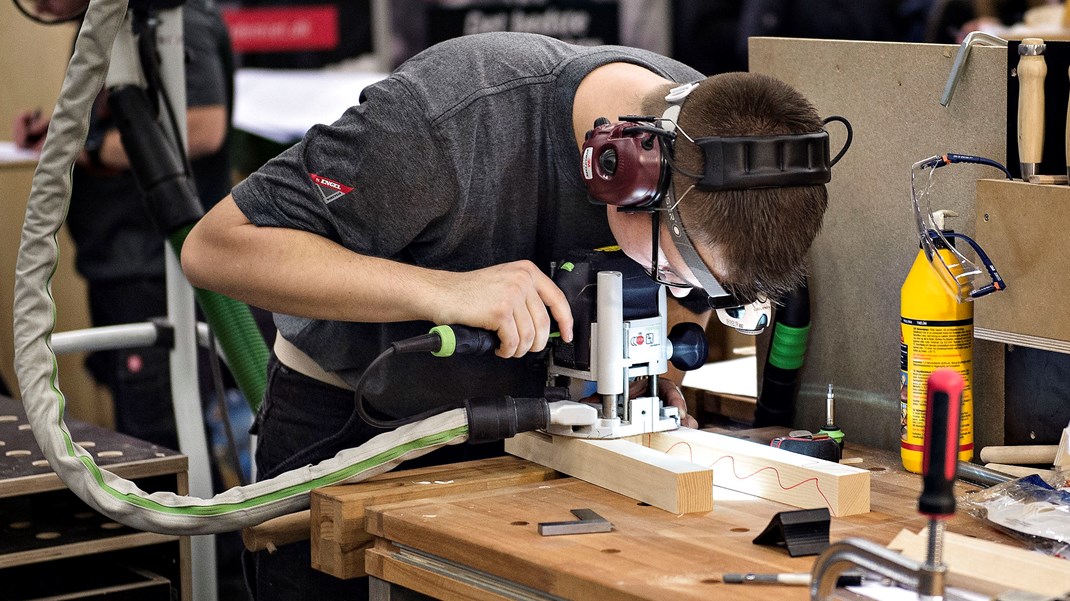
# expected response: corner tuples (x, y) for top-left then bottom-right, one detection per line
(310, 173), (354, 204)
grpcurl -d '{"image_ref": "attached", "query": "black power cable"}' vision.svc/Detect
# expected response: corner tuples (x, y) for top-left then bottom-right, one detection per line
(352, 327), (549, 443)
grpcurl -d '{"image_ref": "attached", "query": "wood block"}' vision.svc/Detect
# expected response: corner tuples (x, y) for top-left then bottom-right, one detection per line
(310, 456), (558, 579)
(504, 431), (713, 514)
(634, 429), (870, 517)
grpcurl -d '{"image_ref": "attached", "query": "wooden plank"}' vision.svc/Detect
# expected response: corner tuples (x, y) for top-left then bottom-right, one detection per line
(504, 431), (713, 514)
(310, 456), (558, 579)
(890, 528), (1070, 596)
(0, 531), (178, 569)
(634, 429), (870, 517)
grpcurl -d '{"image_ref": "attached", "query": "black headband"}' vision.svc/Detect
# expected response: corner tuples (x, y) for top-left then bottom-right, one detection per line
(694, 131), (832, 191)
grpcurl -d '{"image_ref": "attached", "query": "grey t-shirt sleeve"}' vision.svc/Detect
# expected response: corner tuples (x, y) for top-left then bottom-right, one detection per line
(232, 75), (456, 258)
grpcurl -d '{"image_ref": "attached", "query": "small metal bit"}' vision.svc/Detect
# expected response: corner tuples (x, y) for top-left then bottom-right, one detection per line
(826, 384), (836, 427)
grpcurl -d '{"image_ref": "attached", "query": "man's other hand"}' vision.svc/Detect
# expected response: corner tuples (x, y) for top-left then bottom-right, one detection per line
(13, 109), (48, 152)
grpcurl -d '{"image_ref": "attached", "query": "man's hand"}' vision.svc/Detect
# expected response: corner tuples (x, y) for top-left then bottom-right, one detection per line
(434, 260), (573, 359)
(13, 109), (48, 151)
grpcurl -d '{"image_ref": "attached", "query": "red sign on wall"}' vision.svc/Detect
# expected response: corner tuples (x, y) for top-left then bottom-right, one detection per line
(222, 5), (339, 53)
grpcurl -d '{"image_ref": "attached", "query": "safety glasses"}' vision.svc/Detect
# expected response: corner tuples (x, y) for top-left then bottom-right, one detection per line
(645, 210), (694, 289)
(910, 154), (1007, 302)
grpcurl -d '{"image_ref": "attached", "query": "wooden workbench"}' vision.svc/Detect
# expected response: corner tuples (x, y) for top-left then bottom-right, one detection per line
(353, 428), (1017, 601)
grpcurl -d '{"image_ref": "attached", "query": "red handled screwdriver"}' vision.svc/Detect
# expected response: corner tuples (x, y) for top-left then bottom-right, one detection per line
(917, 368), (965, 600)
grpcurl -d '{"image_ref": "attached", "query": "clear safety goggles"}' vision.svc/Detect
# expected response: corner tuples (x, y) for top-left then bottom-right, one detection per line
(910, 154), (1007, 302)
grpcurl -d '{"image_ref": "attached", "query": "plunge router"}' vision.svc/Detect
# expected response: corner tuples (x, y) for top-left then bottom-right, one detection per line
(542, 250), (709, 439)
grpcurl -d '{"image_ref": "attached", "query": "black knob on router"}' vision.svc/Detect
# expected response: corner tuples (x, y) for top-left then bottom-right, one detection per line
(668, 323), (709, 371)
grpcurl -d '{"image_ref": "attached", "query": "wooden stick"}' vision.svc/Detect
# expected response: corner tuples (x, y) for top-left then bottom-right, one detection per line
(241, 510), (310, 552)
(1017, 38), (1047, 178)
(979, 445), (1057, 465)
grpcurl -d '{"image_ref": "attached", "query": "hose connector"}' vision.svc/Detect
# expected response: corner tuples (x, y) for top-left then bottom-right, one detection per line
(465, 396), (549, 444)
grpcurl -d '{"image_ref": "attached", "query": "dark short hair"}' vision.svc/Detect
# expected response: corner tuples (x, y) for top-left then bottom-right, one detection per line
(646, 72), (828, 302)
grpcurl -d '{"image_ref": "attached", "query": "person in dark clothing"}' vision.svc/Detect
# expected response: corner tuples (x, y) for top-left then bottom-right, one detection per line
(182, 32), (833, 600)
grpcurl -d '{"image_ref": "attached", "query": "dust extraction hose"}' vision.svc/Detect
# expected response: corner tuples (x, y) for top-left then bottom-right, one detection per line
(755, 279), (811, 427)
(11, 0), (470, 535)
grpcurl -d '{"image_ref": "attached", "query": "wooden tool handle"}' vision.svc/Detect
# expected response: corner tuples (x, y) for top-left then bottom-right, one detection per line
(1018, 38), (1047, 169)
(979, 444), (1057, 465)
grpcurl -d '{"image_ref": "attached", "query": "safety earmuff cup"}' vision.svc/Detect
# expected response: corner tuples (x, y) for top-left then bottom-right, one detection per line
(581, 120), (671, 208)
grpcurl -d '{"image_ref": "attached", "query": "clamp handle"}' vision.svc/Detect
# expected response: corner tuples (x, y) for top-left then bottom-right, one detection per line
(919, 369), (965, 519)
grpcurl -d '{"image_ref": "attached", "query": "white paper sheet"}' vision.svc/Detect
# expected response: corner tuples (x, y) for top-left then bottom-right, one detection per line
(681, 356), (757, 397)
(0, 141), (40, 165)
(233, 69), (387, 144)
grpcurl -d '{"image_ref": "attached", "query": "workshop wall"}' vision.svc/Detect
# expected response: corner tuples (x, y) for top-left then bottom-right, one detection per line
(751, 38), (1008, 453)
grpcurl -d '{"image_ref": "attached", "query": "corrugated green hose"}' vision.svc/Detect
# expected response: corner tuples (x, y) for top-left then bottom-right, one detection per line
(170, 225), (269, 411)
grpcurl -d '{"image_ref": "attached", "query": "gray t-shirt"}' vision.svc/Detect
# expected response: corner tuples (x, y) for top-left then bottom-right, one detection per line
(234, 32), (700, 417)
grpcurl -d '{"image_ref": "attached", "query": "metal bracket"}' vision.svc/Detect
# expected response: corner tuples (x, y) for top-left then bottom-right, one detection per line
(537, 509), (613, 536)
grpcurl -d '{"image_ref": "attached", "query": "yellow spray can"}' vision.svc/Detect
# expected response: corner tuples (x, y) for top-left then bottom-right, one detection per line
(900, 232), (974, 474)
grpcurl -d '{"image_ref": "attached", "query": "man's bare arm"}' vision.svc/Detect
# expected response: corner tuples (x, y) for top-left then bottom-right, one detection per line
(181, 196), (574, 358)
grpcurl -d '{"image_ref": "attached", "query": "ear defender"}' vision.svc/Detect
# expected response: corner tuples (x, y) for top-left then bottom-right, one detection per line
(579, 81), (847, 208)
(581, 117), (673, 208)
